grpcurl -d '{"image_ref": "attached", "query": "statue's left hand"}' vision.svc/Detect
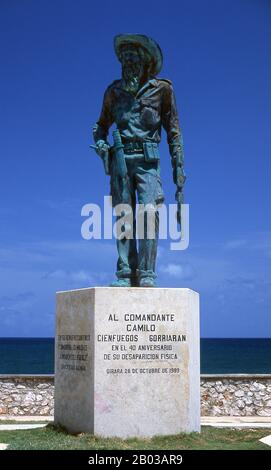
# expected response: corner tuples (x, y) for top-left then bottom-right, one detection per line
(95, 140), (110, 175)
(95, 139), (110, 159)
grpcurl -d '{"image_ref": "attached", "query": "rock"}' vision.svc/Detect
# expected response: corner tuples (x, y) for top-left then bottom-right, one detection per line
(236, 400), (245, 409)
(39, 406), (50, 415)
(250, 382), (259, 392)
(3, 397), (13, 404)
(257, 383), (266, 391)
(244, 397), (253, 406)
(201, 394), (209, 402)
(251, 382), (266, 392)
(36, 394), (43, 402)
(253, 399), (263, 407)
(0, 405), (8, 414)
(255, 392), (265, 400)
(1, 383), (13, 389)
(37, 384), (50, 390)
(234, 390), (244, 398)
(256, 408), (271, 417)
(21, 392), (35, 405)
(210, 406), (223, 416)
(244, 407), (255, 416)
(10, 394), (22, 402)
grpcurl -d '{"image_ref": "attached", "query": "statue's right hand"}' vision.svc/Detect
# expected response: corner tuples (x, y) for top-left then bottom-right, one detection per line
(95, 140), (109, 158)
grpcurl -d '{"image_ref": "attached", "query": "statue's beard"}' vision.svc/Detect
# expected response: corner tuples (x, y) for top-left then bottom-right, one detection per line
(122, 62), (144, 95)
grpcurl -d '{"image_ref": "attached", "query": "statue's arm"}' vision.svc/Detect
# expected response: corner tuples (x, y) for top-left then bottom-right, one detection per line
(93, 87), (114, 146)
(92, 87), (114, 171)
(161, 83), (186, 187)
(92, 87), (114, 174)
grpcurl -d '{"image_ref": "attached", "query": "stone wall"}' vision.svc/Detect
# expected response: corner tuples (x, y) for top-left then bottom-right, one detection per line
(0, 374), (271, 417)
(201, 375), (271, 417)
(0, 375), (54, 416)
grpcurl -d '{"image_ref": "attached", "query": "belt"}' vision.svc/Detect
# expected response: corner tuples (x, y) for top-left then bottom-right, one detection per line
(123, 142), (144, 154)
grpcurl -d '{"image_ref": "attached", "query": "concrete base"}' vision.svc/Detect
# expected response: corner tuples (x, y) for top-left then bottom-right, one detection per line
(54, 287), (200, 438)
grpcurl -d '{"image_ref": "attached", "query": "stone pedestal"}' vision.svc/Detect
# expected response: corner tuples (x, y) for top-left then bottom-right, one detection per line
(54, 287), (200, 437)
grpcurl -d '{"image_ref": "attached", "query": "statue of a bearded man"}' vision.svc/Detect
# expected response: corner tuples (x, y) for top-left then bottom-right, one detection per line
(93, 34), (185, 287)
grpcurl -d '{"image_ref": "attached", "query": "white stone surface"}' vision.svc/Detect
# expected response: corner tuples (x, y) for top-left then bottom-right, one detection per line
(259, 435), (271, 446)
(0, 444), (8, 450)
(0, 416), (54, 422)
(201, 417), (271, 429)
(0, 424), (46, 430)
(54, 287), (200, 438)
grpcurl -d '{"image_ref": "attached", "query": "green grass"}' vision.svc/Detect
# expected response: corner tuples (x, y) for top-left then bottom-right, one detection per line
(0, 424), (270, 450)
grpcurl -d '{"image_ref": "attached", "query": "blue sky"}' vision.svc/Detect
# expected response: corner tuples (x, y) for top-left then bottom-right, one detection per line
(0, 0), (271, 337)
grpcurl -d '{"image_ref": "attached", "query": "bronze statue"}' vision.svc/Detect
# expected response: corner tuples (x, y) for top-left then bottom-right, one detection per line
(92, 34), (185, 287)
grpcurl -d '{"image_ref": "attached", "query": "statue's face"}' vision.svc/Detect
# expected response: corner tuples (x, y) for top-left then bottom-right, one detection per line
(120, 46), (142, 68)
(120, 45), (145, 94)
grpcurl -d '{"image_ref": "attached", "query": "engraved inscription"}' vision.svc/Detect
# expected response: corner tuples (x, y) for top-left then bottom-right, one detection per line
(57, 334), (90, 372)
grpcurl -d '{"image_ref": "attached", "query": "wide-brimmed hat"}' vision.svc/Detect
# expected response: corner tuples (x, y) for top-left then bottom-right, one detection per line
(114, 34), (163, 76)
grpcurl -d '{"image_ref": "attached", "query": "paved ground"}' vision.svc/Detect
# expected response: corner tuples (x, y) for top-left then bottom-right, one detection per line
(201, 416), (271, 428)
(0, 423), (47, 431)
(0, 416), (53, 422)
(0, 415), (271, 429)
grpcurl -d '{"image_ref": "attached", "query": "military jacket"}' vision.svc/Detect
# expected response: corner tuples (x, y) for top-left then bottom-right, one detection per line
(94, 78), (182, 146)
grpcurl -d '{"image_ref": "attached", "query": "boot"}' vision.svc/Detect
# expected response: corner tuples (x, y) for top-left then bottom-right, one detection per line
(139, 277), (156, 287)
(110, 278), (131, 287)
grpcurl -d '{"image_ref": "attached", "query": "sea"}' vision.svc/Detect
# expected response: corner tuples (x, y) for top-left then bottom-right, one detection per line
(0, 338), (270, 374)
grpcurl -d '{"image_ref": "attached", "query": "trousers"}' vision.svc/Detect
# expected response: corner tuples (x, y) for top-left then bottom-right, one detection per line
(111, 156), (164, 283)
